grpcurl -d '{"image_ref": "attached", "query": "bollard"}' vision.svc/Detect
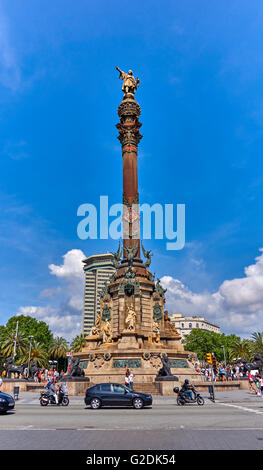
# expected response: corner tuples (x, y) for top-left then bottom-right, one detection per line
(13, 386), (19, 400)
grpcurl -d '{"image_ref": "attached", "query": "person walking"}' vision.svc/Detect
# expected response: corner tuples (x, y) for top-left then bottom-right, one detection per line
(260, 376), (263, 397)
(125, 369), (130, 388)
(128, 371), (134, 392)
(248, 372), (254, 393)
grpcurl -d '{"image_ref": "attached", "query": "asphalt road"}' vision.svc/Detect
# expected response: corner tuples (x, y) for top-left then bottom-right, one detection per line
(1, 390), (263, 450)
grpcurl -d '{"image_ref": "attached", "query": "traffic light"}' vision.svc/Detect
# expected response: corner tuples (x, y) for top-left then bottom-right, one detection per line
(205, 353), (212, 364)
(212, 357), (217, 368)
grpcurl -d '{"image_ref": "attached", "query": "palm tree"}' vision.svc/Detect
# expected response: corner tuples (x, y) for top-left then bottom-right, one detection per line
(48, 336), (69, 373)
(71, 334), (86, 353)
(251, 332), (263, 355)
(48, 336), (69, 359)
(229, 338), (253, 361)
(1, 332), (28, 360)
(18, 340), (48, 369)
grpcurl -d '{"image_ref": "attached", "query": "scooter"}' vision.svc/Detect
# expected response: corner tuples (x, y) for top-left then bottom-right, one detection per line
(39, 391), (69, 406)
(173, 386), (205, 406)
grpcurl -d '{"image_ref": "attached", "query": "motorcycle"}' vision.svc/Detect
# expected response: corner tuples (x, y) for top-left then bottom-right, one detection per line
(39, 390), (69, 406)
(173, 386), (205, 406)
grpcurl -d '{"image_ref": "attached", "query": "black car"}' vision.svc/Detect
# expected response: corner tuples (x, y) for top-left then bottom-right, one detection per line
(0, 392), (15, 413)
(85, 383), (152, 409)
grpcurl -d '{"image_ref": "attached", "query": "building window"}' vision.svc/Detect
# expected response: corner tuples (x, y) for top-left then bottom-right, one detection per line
(196, 323), (199, 328)
(181, 323), (184, 328)
(189, 323), (192, 329)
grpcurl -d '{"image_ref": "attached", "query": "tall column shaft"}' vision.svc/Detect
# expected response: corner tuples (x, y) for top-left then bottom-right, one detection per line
(116, 94), (142, 259)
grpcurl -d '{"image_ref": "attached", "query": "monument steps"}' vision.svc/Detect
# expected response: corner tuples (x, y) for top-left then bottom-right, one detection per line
(134, 382), (161, 395)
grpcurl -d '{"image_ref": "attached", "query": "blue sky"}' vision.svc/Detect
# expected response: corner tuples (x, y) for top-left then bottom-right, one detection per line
(1, 0), (263, 339)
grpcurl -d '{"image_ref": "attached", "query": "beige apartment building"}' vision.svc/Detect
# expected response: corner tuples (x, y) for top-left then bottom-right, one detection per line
(82, 253), (116, 335)
(169, 313), (220, 339)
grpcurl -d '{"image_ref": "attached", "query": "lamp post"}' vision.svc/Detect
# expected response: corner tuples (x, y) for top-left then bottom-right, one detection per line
(12, 321), (19, 362)
(28, 336), (34, 377)
(221, 345), (226, 367)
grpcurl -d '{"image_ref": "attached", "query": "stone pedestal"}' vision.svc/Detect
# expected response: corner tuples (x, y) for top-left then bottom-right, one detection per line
(118, 333), (139, 350)
(156, 380), (180, 396)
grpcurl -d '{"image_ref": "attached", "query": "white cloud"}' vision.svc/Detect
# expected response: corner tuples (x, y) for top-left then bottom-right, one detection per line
(19, 247), (263, 340)
(161, 248), (263, 337)
(18, 249), (86, 341)
(18, 305), (81, 340)
(49, 249), (84, 280)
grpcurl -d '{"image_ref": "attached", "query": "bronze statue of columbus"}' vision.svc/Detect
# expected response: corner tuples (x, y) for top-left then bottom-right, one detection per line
(116, 66), (140, 95)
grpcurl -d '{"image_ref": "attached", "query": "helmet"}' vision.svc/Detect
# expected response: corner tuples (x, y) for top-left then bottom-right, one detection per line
(184, 379), (189, 384)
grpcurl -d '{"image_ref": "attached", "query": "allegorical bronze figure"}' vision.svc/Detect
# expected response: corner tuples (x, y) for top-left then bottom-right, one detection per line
(116, 66), (140, 95)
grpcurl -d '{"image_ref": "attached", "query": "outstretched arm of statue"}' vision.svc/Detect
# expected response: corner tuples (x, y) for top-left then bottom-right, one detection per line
(116, 66), (124, 79)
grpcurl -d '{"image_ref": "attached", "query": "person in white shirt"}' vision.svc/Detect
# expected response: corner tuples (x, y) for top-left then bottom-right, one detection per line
(128, 372), (134, 391)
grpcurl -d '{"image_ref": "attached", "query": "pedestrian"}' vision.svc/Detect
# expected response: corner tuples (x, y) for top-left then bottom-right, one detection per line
(255, 373), (261, 396)
(59, 370), (64, 381)
(128, 371), (134, 391)
(125, 369), (130, 388)
(248, 372), (254, 394)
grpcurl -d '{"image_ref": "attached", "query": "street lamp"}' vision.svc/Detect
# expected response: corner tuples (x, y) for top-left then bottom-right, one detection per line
(28, 336), (34, 377)
(12, 321), (19, 362)
(221, 345), (226, 367)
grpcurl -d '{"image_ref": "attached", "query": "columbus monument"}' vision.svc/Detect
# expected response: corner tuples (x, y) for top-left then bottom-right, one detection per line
(77, 67), (198, 391)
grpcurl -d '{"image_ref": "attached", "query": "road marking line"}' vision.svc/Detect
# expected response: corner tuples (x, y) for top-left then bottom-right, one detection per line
(218, 402), (263, 416)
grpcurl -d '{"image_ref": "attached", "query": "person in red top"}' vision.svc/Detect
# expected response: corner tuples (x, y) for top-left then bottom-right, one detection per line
(125, 369), (130, 388)
(248, 372), (255, 394)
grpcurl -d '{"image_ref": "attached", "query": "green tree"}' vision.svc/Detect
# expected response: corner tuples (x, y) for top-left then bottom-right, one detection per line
(183, 329), (242, 363)
(18, 339), (48, 369)
(48, 336), (69, 372)
(229, 338), (254, 361)
(251, 332), (263, 356)
(1, 332), (28, 360)
(71, 334), (86, 353)
(2, 315), (53, 349)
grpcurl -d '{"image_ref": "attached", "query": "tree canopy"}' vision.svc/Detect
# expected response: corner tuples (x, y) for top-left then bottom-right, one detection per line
(183, 329), (255, 363)
(0, 315), (54, 350)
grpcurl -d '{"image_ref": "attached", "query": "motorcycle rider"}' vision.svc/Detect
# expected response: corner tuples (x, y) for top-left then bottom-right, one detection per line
(180, 379), (194, 401)
(58, 382), (68, 403)
(46, 378), (59, 405)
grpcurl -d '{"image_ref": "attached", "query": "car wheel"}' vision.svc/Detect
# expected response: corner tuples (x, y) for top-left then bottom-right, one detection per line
(197, 397), (205, 406)
(90, 398), (101, 409)
(133, 398), (144, 409)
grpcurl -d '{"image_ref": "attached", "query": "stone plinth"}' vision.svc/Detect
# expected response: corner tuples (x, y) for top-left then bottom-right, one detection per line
(156, 380), (180, 396)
